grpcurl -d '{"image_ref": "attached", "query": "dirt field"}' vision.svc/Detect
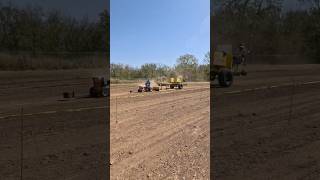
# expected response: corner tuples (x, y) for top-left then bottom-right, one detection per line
(0, 69), (109, 180)
(110, 82), (210, 179)
(1, 64), (320, 179)
(111, 64), (320, 179)
(212, 64), (320, 179)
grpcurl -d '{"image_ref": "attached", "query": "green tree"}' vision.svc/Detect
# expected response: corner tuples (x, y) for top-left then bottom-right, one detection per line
(202, 52), (210, 80)
(175, 54), (198, 81)
(203, 51), (210, 64)
(140, 63), (157, 78)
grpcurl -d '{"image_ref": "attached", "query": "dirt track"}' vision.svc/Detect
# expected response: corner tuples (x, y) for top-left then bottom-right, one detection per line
(1, 64), (320, 179)
(110, 82), (210, 179)
(111, 64), (320, 179)
(212, 64), (320, 179)
(0, 69), (108, 180)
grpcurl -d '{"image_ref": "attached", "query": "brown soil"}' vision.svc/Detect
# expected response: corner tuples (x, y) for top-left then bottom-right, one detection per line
(110, 82), (210, 179)
(212, 64), (320, 179)
(0, 69), (108, 180)
(2, 64), (320, 180)
(111, 64), (320, 179)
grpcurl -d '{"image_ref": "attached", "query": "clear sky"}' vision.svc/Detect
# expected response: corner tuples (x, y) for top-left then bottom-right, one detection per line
(111, 0), (210, 67)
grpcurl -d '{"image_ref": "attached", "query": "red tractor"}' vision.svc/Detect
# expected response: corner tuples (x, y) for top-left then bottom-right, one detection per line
(138, 79), (152, 92)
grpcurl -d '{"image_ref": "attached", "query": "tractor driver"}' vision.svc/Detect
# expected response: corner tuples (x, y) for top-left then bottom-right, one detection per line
(145, 79), (151, 88)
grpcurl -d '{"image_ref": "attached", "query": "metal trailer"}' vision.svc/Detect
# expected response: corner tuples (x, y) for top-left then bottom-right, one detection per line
(157, 77), (185, 90)
(157, 82), (184, 90)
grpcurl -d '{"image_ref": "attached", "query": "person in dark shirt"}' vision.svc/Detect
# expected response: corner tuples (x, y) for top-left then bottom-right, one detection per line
(145, 79), (151, 91)
(234, 43), (249, 75)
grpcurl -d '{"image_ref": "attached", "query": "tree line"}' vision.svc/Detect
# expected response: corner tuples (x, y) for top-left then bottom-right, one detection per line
(0, 3), (108, 53)
(212, 0), (320, 64)
(0, 3), (109, 70)
(111, 53), (210, 82)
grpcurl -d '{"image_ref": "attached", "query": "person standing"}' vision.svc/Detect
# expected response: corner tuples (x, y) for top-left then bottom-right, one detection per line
(238, 43), (249, 75)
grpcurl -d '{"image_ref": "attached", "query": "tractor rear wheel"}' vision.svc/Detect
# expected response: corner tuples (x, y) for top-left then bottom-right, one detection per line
(218, 70), (233, 87)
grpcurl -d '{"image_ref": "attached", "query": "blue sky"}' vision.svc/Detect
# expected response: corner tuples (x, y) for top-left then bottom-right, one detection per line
(111, 0), (210, 67)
